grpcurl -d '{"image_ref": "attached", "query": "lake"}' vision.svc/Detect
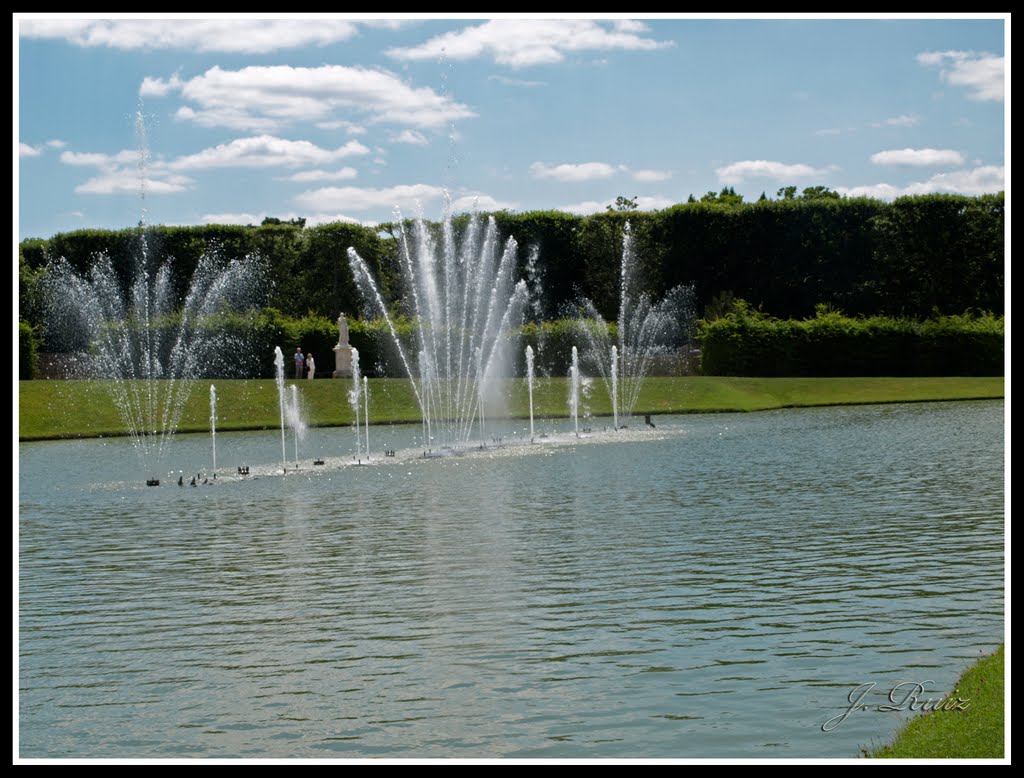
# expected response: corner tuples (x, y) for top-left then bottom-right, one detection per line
(18, 400), (1005, 758)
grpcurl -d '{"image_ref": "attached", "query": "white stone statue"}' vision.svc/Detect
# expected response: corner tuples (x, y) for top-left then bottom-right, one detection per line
(333, 313), (353, 378)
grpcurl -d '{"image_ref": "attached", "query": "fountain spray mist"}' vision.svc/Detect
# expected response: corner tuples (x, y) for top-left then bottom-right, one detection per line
(349, 347), (363, 461)
(526, 345), (535, 440)
(210, 384), (217, 474)
(569, 346), (580, 437)
(274, 347), (287, 469)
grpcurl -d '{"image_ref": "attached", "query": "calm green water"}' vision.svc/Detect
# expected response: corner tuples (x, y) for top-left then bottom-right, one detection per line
(18, 401), (1004, 758)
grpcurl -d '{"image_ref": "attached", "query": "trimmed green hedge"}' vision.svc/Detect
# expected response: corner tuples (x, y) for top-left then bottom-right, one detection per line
(699, 305), (1004, 376)
(19, 321), (39, 379)
(20, 193), (1005, 327)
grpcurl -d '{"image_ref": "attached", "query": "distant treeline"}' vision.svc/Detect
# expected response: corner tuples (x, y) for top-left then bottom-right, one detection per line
(20, 193), (1004, 331)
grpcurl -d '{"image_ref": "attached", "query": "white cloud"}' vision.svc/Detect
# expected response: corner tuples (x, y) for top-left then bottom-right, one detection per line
(391, 130), (429, 146)
(200, 210), (368, 227)
(149, 64), (476, 133)
(488, 75), (546, 88)
(557, 195), (674, 215)
(20, 18), (363, 53)
(140, 73), (183, 97)
(201, 212), (265, 226)
(386, 19), (672, 68)
(277, 167), (359, 183)
(46, 139), (67, 149)
(170, 136), (371, 170)
(715, 160), (829, 185)
(75, 171), (193, 195)
(917, 50), (1004, 102)
(315, 120), (367, 135)
(632, 168), (672, 183)
(871, 114), (922, 128)
(58, 147), (194, 195)
(530, 161), (621, 182)
(19, 143), (41, 157)
(450, 193), (519, 214)
(870, 148), (965, 167)
(60, 149), (141, 167)
(293, 183), (446, 213)
(837, 165), (1004, 200)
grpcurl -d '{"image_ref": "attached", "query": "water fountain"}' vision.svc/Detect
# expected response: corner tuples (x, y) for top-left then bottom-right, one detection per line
(525, 344), (535, 440)
(41, 111), (263, 483)
(274, 347), (288, 470)
(210, 384), (217, 477)
(569, 346), (580, 437)
(574, 222), (695, 425)
(347, 198), (530, 451)
(286, 384), (307, 467)
(349, 347), (364, 462)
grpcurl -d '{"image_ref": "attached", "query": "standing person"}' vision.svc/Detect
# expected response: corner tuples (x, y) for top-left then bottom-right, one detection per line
(306, 353), (316, 379)
(294, 347), (304, 379)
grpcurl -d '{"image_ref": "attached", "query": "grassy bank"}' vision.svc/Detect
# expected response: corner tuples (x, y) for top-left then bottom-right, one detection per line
(871, 645), (1005, 759)
(18, 375), (1004, 441)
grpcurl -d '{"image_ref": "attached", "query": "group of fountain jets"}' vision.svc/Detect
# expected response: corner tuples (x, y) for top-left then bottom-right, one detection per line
(47, 192), (691, 484)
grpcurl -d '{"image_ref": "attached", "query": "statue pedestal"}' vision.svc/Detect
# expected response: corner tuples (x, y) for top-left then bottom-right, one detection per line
(333, 345), (353, 378)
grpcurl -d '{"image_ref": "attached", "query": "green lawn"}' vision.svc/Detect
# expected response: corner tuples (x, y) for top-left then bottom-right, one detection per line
(871, 645), (1005, 759)
(18, 375), (1004, 441)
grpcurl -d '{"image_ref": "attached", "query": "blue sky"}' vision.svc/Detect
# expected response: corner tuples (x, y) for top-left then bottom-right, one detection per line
(15, 14), (1007, 241)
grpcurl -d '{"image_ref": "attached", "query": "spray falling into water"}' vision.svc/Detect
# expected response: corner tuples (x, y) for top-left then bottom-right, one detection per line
(274, 347), (287, 469)
(347, 198), (530, 449)
(525, 344), (535, 440)
(363, 375), (370, 460)
(41, 110), (264, 481)
(569, 346), (580, 437)
(610, 345), (619, 431)
(349, 347), (363, 461)
(574, 222), (696, 424)
(210, 384), (217, 474)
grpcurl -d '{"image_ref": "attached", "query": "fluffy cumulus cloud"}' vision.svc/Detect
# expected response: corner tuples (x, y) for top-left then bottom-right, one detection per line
(142, 64), (477, 133)
(529, 161), (621, 182)
(871, 114), (922, 128)
(276, 167), (359, 183)
(837, 165), (1004, 200)
(386, 19), (672, 68)
(391, 130), (429, 146)
(76, 170), (194, 195)
(632, 168), (672, 183)
(715, 160), (829, 185)
(870, 148), (965, 167)
(201, 210), (366, 227)
(557, 195), (675, 215)
(19, 18), (366, 53)
(19, 143), (41, 157)
(170, 136), (370, 170)
(917, 50), (1004, 102)
(293, 183), (447, 214)
(449, 193), (519, 214)
(58, 147), (193, 194)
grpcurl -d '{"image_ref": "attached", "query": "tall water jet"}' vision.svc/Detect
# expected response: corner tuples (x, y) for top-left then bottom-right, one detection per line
(525, 344), (535, 440)
(610, 345), (619, 431)
(573, 221), (695, 425)
(348, 198), (531, 449)
(349, 347), (363, 461)
(41, 109), (263, 481)
(210, 384), (217, 475)
(274, 347), (288, 469)
(287, 384), (306, 466)
(569, 346), (580, 437)
(363, 375), (370, 460)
